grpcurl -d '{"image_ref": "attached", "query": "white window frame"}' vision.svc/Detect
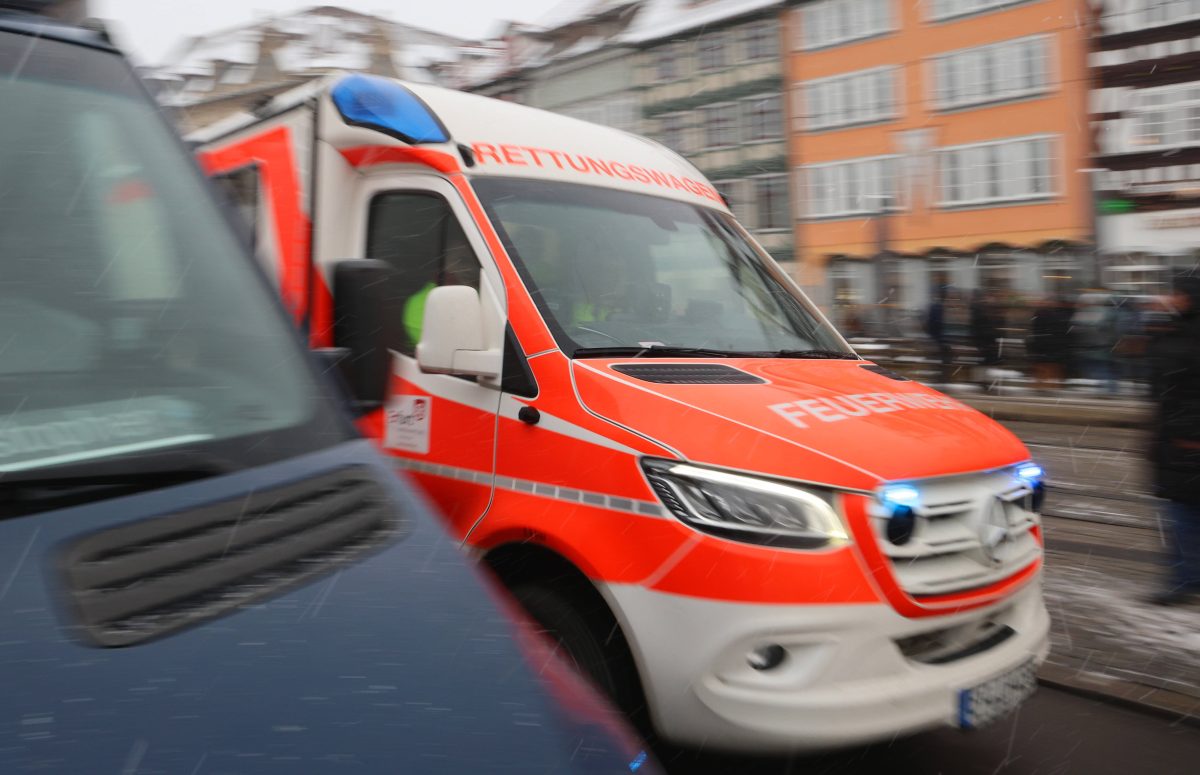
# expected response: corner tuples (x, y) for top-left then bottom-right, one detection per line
(800, 0), (896, 53)
(1131, 82), (1200, 152)
(701, 102), (740, 149)
(659, 111), (690, 154)
(930, 34), (1053, 112)
(799, 154), (902, 219)
(803, 66), (898, 132)
(697, 31), (727, 72)
(655, 43), (679, 83)
(743, 93), (784, 143)
(751, 173), (791, 231)
(713, 178), (751, 224)
(1099, 1), (1200, 34)
(929, 0), (1038, 23)
(743, 19), (776, 62)
(936, 134), (1057, 209)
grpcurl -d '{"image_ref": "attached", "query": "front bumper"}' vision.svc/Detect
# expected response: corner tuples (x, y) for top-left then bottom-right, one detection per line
(603, 576), (1050, 753)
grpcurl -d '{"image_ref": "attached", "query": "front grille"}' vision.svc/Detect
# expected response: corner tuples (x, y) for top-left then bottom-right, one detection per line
(610, 363), (765, 384)
(61, 468), (398, 647)
(896, 622), (1016, 664)
(869, 468), (1041, 598)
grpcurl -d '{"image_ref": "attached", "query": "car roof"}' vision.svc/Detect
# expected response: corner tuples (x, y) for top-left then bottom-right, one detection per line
(0, 8), (117, 51)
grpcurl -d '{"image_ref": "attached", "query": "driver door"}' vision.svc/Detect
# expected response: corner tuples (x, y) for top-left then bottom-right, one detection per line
(357, 175), (504, 541)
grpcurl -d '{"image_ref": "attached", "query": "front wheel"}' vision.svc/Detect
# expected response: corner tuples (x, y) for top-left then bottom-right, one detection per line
(511, 582), (649, 734)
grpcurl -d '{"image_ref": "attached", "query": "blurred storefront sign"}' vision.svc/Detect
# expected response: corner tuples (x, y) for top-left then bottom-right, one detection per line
(1100, 208), (1200, 251)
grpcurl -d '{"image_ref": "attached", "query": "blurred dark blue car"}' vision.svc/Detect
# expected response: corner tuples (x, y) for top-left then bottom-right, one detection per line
(0, 6), (656, 773)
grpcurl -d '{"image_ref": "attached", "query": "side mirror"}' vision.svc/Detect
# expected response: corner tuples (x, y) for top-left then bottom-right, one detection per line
(416, 285), (502, 379)
(324, 259), (393, 413)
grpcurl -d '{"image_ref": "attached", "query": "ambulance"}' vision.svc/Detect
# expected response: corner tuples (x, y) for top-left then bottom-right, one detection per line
(195, 73), (1051, 753)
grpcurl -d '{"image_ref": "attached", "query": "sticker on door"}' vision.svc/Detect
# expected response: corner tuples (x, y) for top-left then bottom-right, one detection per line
(385, 395), (431, 454)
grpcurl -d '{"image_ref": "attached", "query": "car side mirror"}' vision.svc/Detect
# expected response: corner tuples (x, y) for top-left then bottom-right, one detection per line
(416, 285), (502, 379)
(322, 259), (394, 414)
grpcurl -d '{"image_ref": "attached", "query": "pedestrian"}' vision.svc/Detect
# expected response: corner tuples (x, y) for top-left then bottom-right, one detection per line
(1028, 296), (1069, 392)
(970, 289), (1001, 372)
(1071, 292), (1120, 394)
(926, 285), (952, 384)
(1147, 274), (1200, 605)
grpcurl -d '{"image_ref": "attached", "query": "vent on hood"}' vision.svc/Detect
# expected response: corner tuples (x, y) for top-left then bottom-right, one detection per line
(611, 363), (765, 385)
(860, 364), (909, 381)
(61, 468), (398, 647)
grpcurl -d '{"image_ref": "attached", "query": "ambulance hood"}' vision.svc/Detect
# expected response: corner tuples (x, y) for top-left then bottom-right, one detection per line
(572, 359), (1029, 491)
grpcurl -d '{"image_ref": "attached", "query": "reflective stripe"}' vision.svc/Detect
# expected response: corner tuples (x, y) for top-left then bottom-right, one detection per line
(394, 457), (666, 519)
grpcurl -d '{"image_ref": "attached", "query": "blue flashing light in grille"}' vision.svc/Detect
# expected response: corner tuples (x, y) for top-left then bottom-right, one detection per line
(1016, 464), (1044, 482)
(880, 484), (920, 510)
(330, 73), (449, 144)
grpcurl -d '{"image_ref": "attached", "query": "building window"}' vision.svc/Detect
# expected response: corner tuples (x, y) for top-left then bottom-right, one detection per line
(803, 67), (897, 131)
(753, 174), (790, 230)
(743, 94), (783, 141)
(743, 20), (775, 61)
(937, 135), (1056, 208)
(1132, 83), (1200, 150)
(714, 179), (751, 223)
(800, 0), (894, 52)
(799, 156), (899, 218)
(929, 0), (1037, 22)
(701, 103), (739, 148)
(697, 31), (726, 72)
(932, 35), (1051, 111)
(659, 112), (689, 153)
(1140, 0), (1200, 29)
(605, 97), (637, 132)
(656, 43), (678, 82)
(1093, 0), (1200, 35)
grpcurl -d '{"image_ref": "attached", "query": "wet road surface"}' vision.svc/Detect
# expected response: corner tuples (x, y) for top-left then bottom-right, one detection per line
(657, 685), (1200, 774)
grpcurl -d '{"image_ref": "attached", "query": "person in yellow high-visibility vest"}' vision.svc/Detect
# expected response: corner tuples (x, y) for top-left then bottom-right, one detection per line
(403, 281), (435, 347)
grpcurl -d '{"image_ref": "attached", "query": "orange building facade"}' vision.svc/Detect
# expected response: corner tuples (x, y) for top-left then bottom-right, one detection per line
(782, 0), (1092, 330)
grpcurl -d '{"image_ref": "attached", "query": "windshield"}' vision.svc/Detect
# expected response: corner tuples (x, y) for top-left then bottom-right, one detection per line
(0, 32), (347, 510)
(471, 178), (849, 357)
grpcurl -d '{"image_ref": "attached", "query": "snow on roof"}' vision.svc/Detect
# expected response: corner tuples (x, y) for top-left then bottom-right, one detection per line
(553, 34), (608, 61)
(155, 5), (468, 82)
(536, 0), (639, 31)
(171, 30), (259, 77)
(273, 29), (372, 73)
(620, 0), (782, 45)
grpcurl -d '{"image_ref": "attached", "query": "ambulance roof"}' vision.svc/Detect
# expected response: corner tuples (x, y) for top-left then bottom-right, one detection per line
(403, 80), (728, 212)
(191, 73), (727, 213)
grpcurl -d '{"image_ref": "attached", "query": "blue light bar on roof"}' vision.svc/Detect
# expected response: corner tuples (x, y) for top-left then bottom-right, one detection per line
(330, 73), (449, 145)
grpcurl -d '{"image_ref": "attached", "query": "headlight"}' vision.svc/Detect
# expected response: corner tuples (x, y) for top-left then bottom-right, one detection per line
(641, 459), (849, 549)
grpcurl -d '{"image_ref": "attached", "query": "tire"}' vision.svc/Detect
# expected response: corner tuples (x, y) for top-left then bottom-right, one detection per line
(511, 582), (651, 735)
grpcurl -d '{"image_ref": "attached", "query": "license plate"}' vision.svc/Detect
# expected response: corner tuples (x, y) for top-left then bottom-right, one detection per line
(957, 660), (1037, 730)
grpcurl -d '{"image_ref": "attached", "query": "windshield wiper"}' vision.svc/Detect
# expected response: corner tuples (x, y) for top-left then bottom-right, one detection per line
(765, 349), (861, 360)
(572, 345), (754, 359)
(571, 346), (860, 360)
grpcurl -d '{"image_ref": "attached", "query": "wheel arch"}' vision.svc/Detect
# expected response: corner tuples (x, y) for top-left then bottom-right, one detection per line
(480, 539), (656, 730)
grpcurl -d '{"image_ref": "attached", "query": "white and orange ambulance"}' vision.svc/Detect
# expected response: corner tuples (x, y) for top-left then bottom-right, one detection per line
(194, 73), (1051, 752)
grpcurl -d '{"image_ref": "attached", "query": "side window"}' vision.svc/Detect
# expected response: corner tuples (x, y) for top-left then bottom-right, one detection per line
(212, 165), (259, 249)
(366, 191), (482, 356)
